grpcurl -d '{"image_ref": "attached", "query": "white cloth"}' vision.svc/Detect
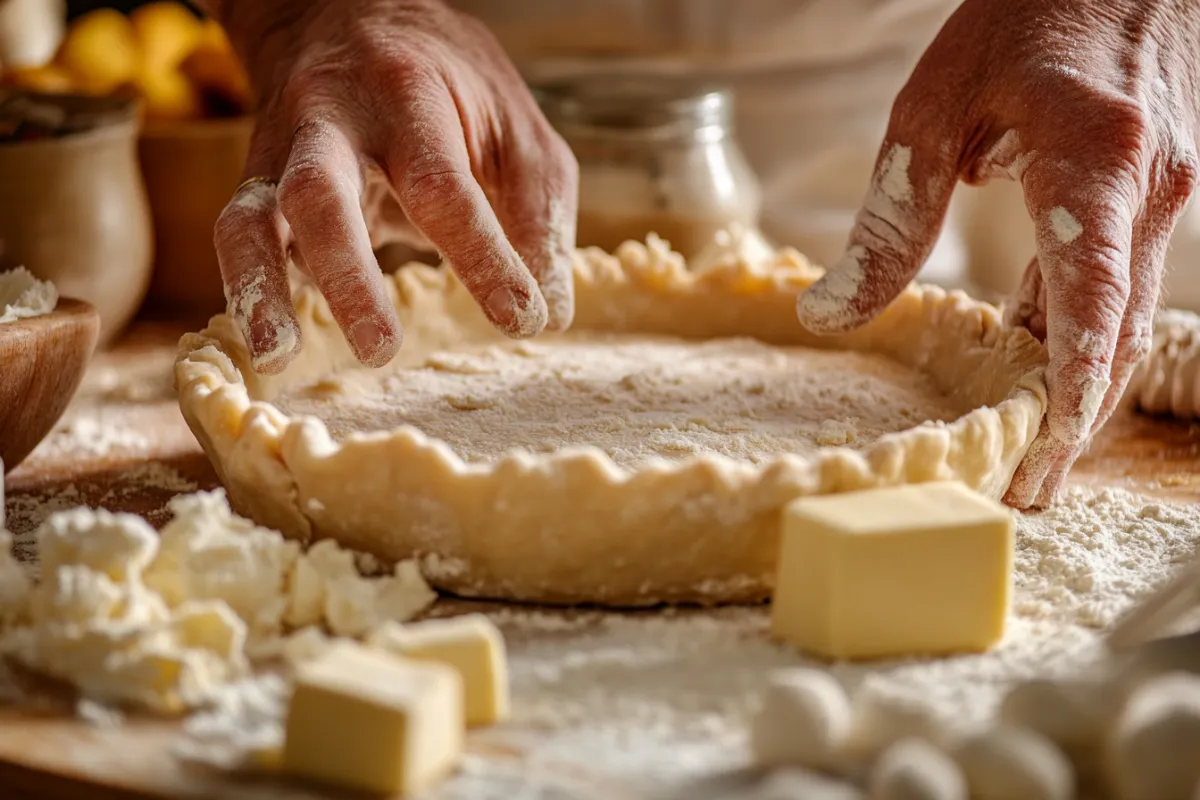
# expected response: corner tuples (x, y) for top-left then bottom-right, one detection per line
(452, 0), (1200, 311)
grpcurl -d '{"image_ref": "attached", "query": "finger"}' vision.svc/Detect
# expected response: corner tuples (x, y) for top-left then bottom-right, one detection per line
(214, 117), (301, 375)
(1003, 162), (1139, 508)
(495, 125), (578, 332)
(797, 104), (959, 333)
(385, 88), (547, 339)
(1090, 159), (1199, 435)
(277, 118), (402, 368)
(1004, 257), (1048, 342)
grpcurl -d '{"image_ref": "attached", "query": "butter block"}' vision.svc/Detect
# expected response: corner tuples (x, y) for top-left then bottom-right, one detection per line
(771, 481), (1013, 660)
(282, 642), (463, 794)
(367, 613), (510, 727)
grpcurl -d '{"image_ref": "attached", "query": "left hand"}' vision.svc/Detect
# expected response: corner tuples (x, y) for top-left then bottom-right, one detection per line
(795, 0), (1199, 509)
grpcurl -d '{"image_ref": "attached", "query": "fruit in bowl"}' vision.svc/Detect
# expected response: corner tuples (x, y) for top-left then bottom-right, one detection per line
(1, 3), (253, 123)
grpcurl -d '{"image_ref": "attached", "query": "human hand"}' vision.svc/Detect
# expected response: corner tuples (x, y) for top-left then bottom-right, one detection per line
(204, 0), (577, 374)
(795, 0), (1199, 508)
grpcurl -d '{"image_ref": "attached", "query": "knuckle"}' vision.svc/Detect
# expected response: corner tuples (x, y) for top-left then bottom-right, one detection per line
(213, 205), (246, 249)
(278, 161), (341, 220)
(374, 54), (441, 98)
(1169, 153), (1199, 209)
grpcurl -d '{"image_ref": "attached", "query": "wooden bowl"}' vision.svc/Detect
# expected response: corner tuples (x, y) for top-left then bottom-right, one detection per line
(138, 116), (253, 317)
(0, 298), (100, 473)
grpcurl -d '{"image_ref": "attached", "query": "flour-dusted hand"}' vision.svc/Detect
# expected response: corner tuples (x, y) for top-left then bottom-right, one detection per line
(795, 0), (1199, 509)
(197, 0), (578, 374)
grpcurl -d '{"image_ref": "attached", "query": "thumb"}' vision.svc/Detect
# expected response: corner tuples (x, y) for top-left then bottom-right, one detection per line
(797, 134), (956, 334)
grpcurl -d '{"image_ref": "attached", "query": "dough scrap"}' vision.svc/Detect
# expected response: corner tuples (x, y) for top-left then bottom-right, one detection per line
(1132, 309), (1200, 420)
(175, 237), (1048, 605)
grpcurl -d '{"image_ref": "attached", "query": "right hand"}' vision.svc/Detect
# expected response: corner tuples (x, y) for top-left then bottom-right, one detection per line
(209, 0), (578, 374)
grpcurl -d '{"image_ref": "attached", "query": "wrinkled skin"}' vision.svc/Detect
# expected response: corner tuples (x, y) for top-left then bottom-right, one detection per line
(199, 0), (578, 374)
(204, 0), (1199, 509)
(797, 0), (1200, 508)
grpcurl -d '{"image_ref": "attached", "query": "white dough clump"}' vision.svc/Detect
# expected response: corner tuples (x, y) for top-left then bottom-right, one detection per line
(746, 768), (863, 800)
(845, 687), (946, 762)
(0, 490), (436, 714)
(749, 668), (852, 770)
(868, 738), (966, 800)
(997, 678), (1115, 759)
(953, 727), (1074, 800)
(0, 508), (247, 713)
(0, 266), (57, 324)
(1107, 672), (1200, 800)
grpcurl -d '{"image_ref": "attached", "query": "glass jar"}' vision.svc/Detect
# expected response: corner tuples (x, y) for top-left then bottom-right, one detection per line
(535, 81), (761, 261)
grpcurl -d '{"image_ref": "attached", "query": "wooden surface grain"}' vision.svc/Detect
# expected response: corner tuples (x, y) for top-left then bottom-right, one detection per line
(1, 323), (1198, 800)
(0, 299), (99, 475)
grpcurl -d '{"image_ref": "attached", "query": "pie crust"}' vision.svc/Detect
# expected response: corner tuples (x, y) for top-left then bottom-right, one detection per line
(175, 238), (1048, 606)
(1132, 309), (1200, 420)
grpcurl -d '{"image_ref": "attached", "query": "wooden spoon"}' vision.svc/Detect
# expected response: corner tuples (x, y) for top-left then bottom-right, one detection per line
(0, 298), (99, 474)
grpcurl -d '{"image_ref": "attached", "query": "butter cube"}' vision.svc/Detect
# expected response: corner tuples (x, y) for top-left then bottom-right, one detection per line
(771, 482), (1013, 660)
(282, 642), (463, 794)
(367, 613), (510, 727)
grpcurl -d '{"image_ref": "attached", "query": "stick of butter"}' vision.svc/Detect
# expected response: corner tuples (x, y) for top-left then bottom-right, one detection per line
(282, 641), (463, 794)
(771, 481), (1013, 660)
(368, 613), (510, 727)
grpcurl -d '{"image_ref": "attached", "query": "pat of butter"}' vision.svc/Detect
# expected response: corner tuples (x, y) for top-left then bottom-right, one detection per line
(771, 481), (1013, 660)
(282, 642), (463, 794)
(368, 613), (510, 727)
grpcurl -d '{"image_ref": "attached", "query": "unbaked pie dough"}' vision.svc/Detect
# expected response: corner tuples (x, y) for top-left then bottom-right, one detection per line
(176, 237), (1048, 605)
(1131, 309), (1200, 420)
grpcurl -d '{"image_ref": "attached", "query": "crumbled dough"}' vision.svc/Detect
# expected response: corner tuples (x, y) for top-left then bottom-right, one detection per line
(953, 727), (1074, 800)
(869, 738), (967, 800)
(0, 492), (436, 714)
(1107, 672), (1200, 800)
(0, 267), (57, 324)
(750, 668), (851, 771)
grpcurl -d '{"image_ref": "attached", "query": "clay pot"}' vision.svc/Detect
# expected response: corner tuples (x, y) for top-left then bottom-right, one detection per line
(138, 116), (252, 317)
(0, 95), (153, 346)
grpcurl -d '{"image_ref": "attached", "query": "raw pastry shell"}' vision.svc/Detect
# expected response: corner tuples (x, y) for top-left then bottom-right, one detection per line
(175, 240), (1048, 606)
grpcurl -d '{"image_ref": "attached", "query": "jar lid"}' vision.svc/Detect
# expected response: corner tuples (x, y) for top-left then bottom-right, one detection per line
(534, 81), (731, 143)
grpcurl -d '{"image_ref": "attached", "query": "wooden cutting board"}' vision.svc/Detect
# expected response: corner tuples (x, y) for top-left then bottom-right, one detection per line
(1, 323), (1198, 800)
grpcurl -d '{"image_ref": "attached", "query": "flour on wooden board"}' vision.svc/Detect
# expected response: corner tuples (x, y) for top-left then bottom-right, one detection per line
(164, 486), (1200, 799)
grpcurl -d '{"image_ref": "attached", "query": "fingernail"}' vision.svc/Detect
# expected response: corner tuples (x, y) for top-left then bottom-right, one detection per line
(485, 286), (547, 338)
(486, 286), (521, 321)
(351, 318), (395, 366)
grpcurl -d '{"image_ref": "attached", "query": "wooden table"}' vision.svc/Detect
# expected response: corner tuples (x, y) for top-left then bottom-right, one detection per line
(2, 323), (1198, 800)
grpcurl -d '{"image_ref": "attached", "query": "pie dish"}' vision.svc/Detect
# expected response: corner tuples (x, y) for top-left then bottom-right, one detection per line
(175, 237), (1048, 606)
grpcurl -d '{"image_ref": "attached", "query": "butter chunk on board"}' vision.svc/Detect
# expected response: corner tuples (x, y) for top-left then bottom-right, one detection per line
(283, 642), (464, 795)
(368, 613), (510, 727)
(771, 481), (1014, 660)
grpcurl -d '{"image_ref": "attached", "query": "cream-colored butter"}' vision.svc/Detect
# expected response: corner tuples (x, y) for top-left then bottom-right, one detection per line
(771, 481), (1013, 660)
(283, 642), (463, 794)
(368, 613), (510, 727)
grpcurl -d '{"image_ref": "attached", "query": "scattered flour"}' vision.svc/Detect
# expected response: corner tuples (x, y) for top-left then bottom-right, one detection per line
(1049, 207), (1083, 244)
(33, 415), (151, 459)
(0, 267), (57, 324)
(163, 487), (1200, 799)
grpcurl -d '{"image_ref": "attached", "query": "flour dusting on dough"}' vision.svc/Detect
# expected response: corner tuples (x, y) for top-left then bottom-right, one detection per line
(274, 334), (962, 467)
